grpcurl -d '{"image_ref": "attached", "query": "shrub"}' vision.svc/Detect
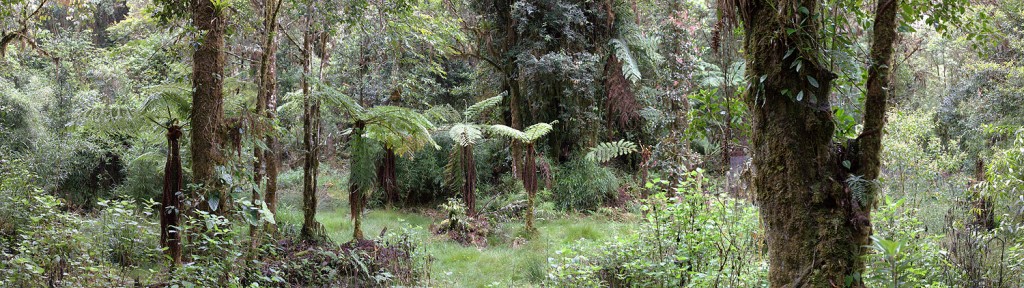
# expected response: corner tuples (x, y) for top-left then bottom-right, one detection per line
(546, 183), (767, 287)
(551, 158), (620, 212)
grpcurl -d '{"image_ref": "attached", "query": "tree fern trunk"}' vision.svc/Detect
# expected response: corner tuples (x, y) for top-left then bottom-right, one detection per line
(463, 144), (477, 216)
(523, 143), (537, 234)
(161, 124), (183, 269)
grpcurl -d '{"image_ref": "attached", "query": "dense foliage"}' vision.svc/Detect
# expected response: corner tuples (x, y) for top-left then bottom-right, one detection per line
(1, 0), (1023, 286)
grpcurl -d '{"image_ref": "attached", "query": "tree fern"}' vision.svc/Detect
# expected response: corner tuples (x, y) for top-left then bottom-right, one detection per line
(140, 83), (192, 120)
(523, 122), (556, 142)
(464, 92), (504, 120)
(609, 38), (641, 84)
(449, 123), (483, 147)
(585, 140), (638, 163)
(362, 105), (439, 155)
(487, 124), (528, 142)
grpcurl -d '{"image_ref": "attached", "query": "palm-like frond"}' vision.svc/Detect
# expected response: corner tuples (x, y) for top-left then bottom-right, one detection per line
(140, 83), (192, 120)
(585, 140), (638, 163)
(488, 121), (557, 143)
(362, 105), (439, 155)
(609, 38), (641, 84)
(449, 123), (483, 147)
(464, 92), (505, 120)
(316, 84), (366, 118)
(424, 104), (460, 125)
(487, 124), (528, 142)
(523, 122), (556, 142)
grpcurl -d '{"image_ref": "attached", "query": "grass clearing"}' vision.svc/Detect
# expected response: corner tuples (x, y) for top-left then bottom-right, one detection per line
(275, 187), (634, 287)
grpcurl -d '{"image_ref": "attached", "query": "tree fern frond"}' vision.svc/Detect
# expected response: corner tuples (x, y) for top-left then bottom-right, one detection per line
(585, 140), (638, 163)
(487, 124), (528, 142)
(523, 121), (556, 142)
(449, 123), (483, 147)
(141, 83), (192, 120)
(424, 104), (460, 125)
(464, 92), (505, 119)
(315, 82), (365, 117)
(609, 38), (641, 84)
(362, 105), (438, 155)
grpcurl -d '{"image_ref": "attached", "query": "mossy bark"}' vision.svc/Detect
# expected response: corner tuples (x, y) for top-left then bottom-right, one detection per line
(737, 0), (897, 285)
(190, 0), (227, 215)
(300, 27), (325, 242)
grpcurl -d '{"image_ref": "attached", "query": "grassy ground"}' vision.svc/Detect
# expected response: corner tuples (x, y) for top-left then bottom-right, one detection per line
(274, 181), (634, 287)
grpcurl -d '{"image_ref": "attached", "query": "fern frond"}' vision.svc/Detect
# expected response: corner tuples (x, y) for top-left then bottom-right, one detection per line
(449, 123), (483, 147)
(464, 92), (505, 119)
(141, 83), (192, 119)
(523, 121), (556, 142)
(585, 140), (638, 163)
(315, 82), (365, 118)
(609, 38), (641, 84)
(424, 104), (460, 125)
(487, 124), (528, 142)
(362, 105), (439, 155)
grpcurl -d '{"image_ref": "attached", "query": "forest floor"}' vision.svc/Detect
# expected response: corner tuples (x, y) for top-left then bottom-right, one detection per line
(272, 172), (635, 287)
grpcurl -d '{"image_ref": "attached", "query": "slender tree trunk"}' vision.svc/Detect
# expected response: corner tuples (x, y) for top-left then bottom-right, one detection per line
(261, 0), (282, 234)
(299, 27), (324, 242)
(734, 0), (899, 285)
(191, 0), (227, 215)
(251, 0), (282, 242)
(161, 124), (183, 269)
(462, 145), (477, 216)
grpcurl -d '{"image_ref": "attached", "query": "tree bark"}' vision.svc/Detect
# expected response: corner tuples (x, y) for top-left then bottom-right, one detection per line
(261, 0), (282, 234)
(190, 0), (227, 215)
(161, 124), (183, 269)
(251, 0), (282, 243)
(299, 27), (325, 242)
(381, 147), (398, 206)
(735, 0), (900, 285)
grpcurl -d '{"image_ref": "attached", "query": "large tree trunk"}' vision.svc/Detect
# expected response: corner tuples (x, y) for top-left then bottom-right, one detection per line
(161, 124), (183, 269)
(736, 0), (898, 285)
(191, 0), (227, 215)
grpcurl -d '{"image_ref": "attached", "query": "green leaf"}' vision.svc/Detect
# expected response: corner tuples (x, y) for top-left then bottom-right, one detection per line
(796, 91), (804, 102)
(807, 76), (819, 88)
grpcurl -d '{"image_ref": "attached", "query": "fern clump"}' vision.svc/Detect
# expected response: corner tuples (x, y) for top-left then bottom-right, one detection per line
(846, 175), (877, 208)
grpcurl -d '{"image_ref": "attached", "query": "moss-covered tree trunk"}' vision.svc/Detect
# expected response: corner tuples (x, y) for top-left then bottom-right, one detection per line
(735, 0), (899, 285)
(161, 124), (183, 269)
(300, 27), (325, 242)
(190, 0), (227, 215)
(349, 122), (368, 241)
(252, 0), (281, 242)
